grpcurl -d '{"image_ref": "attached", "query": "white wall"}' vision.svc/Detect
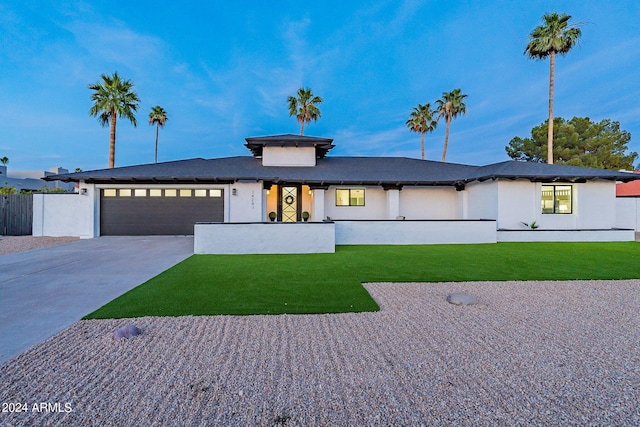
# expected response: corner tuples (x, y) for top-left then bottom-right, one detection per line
(474, 180), (619, 231)
(497, 181), (538, 229)
(32, 184), (96, 238)
(498, 229), (634, 242)
(574, 181), (616, 229)
(399, 187), (458, 219)
(195, 222), (335, 254)
(334, 220), (497, 245)
(262, 146), (316, 166)
(324, 187), (386, 220)
(228, 182), (264, 222)
(616, 197), (639, 230)
(466, 181), (499, 220)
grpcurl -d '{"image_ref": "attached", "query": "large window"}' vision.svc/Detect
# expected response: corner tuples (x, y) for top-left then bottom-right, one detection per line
(336, 188), (365, 206)
(541, 185), (572, 214)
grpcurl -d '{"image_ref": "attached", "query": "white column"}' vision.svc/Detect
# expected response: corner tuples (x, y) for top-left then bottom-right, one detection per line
(312, 189), (325, 221)
(386, 189), (400, 219)
(457, 190), (468, 219)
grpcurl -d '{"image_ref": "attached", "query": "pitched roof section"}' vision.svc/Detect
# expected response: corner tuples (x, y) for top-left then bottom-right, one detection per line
(244, 134), (335, 159)
(45, 157), (640, 186)
(469, 161), (638, 183)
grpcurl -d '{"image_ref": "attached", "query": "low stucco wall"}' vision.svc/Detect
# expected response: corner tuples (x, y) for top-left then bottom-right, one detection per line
(334, 220), (497, 245)
(32, 192), (96, 238)
(497, 229), (635, 242)
(194, 222), (335, 254)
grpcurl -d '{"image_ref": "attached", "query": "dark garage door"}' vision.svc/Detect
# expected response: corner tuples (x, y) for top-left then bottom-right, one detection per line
(100, 188), (224, 235)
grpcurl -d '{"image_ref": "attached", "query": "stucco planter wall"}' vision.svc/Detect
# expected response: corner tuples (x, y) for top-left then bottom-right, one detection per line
(194, 222), (335, 254)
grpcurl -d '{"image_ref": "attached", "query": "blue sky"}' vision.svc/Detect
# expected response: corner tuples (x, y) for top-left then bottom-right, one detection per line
(1, 0), (639, 172)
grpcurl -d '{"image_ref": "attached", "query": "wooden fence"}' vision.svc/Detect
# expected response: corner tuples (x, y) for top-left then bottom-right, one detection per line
(0, 194), (33, 235)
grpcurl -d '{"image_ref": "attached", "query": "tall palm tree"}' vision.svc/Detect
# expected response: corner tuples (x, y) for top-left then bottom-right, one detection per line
(88, 72), (140, 168)
(406, 103), (438, 160)
(525, 12), (581, 164)
(148, 106), (168, 163)
(0, 157), (8, 166)
(288, 87), (322, 135)
(436, 89), (467, 162)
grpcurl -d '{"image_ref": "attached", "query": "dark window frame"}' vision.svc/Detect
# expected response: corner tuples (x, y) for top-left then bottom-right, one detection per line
(541, 184), (573, 214)
(336, 188), (365, 206)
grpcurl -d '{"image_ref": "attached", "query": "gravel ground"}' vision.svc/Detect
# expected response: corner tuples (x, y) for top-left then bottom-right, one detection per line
(1, 280), (640, 426)
(0, 236), (79, 256)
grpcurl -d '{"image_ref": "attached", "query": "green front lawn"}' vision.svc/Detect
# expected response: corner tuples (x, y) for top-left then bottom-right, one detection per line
(85, 242), (640, 319)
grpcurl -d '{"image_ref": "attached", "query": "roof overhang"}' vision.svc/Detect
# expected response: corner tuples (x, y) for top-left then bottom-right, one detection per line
(244, 134), (335, 159)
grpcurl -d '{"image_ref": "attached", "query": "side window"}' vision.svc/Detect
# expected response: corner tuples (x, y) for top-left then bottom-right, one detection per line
(541, 185), (572, 214)
(336, 188), (365, 206)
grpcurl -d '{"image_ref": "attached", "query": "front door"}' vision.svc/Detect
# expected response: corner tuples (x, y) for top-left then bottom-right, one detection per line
(279, 185), (300, 222)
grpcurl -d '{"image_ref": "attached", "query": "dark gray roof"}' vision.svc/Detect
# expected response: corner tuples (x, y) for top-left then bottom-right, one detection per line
(468, 161), (637, 183)
(45, 157), (640, 186)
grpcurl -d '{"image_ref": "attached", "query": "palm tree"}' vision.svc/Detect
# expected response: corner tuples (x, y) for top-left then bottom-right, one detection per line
(436, 89), (467, 162)
(288, 87), (322, 135)
(88, 72), (140, 168)
(149, 106), (168, 163)
(0, 157), (8, 166)
(406, 103), (438, 160)
(525, 12), (581, 164)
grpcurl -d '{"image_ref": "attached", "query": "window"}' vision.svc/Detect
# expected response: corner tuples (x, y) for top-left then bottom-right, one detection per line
(179, 189), (192, 197)
(336, 188), (365, 206)
(541, 185), (572, 214)
(149, 189), (162, 197)
(134, 189), (147, 197)
(103, 189), (116, 197)
(119, 189), (131, 197)
(165, 189), (177, 197)
(194, 189), (207, 197)
(210, 189), (222, 197)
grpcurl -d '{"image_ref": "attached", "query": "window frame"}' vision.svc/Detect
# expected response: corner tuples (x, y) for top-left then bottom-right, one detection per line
(541, 184), (573, 214)
(335, 188), (365, 206)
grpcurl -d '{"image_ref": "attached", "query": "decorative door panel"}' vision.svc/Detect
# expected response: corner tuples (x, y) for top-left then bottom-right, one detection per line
(280, 186), (298, 222)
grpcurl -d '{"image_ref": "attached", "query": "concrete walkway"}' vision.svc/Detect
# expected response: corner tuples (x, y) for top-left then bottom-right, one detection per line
(0, 236), (193, 363)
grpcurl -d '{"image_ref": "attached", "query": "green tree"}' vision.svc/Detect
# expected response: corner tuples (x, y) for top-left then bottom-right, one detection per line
(525, 12), (582, 165)
(436, 89), (467, 162)
(0, 184), (16, 194)
(288, 87), (322, 135)
(88, 72), (140, 168)
(0, 157), (8, 165)
(406, 103), (438, 160)
(506, 117), (638, 170)
(149, 106), (168, 163)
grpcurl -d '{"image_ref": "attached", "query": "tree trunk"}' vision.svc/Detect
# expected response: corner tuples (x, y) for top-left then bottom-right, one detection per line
(109, 109), (117, 168)
(441, 115), (451, 162)
(299, 120), (305, 136)
(547, 50), (555, 165)
(155, 124), (159, 163)
(421, 131), (425, 160)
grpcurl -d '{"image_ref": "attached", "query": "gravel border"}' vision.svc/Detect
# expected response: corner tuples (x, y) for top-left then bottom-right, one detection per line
(0, 236), (79, 256)
(1, 280), (639, 426)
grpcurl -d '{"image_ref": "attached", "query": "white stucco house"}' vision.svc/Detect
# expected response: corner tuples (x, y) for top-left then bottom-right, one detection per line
(37, 134), (639, 253)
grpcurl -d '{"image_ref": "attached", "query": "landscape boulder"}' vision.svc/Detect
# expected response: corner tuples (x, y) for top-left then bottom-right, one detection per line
(113, 324), (143, 340)
(446, 293), (478, 306)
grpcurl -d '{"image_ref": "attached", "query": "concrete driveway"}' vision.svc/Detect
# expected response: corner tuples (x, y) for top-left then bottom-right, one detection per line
(0, 236), (193, 363)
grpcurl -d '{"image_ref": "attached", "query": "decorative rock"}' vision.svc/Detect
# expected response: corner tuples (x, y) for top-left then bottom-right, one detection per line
(446, 293), (478, 306)
(113, 324), (143, 340)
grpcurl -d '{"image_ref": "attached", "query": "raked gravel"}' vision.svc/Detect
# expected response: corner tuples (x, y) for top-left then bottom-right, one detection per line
(0, 236), (78, 256)
(1, 280), (640, 426)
